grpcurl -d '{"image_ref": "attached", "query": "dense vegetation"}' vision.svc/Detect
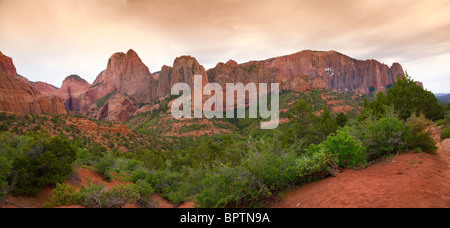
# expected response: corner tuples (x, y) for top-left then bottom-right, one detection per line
(0, 73), (447, 208)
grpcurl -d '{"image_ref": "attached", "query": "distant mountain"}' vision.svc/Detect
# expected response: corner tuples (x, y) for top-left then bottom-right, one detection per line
(435, 93), (450, 98)
(436, 94), (450, 103)
(1, 49), (407, 122)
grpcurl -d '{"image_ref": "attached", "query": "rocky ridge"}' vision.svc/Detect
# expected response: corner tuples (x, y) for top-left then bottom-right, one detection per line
(0, 52), (66, 115)
(2, 49), (407, 122)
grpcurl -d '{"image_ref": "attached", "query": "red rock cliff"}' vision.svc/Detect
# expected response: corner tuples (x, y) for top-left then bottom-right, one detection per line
(0, 52), (66, 115)
(19, 49), (405, 122)
(231, 50), (404, 93)
(33, 81), (58, 95)
(79, 49), (157, 113)
(56, 75), (91, 111)
(157, 55), (209, 99)
(0, 51), (17, 77)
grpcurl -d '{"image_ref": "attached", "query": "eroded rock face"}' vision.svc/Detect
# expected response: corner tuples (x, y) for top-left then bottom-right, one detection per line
(0, 52), (66, 115)
(0, 70), (66, 115)
(282, 75), (326, 92)
(91, 93), (138, 123)
(7, 49), (405, 122)
(0, 51), (17, 77)
(17, 75), (32, 85)
(134, 103), (160, 116)
(157, 56), (209, 99)
(80, 49), (157, 113)
(34, 75), (91, 111)
(207, 59), (279, 90)
(233, 50), (404, 93)
(33, 81), (58, 95)
(218, 51), (404, 92)
(57, 75), (91, 111)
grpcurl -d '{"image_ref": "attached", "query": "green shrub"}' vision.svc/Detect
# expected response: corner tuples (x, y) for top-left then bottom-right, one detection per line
(336, 112), (348, 128)
(296, 147), (338, 181)
(318, 127), (366, 169)
(94, 153), (115, 181)
(148, 168), (185, 203)
(134, 180), (157, 208)
(195, 137), (300, 208)
(0, 123), (8, 132)
(442, 125), (450, 140)
(90, 145), (108, 160)
(436, 119), (447, 127)
(78, 182), (139, 208)
(76, 148), (92, 165)
(39, 136), (78, 185)
(125, 159), (142, 172)
(407, 114), (438, 154)
(12, 154), (43, 196)
(44, 183), (78, 208)
(102, 171), (113, 182)
(352, 115), (411, 160)
(361, 74), (444, 121)
(194, 165), (249, 208)
(130, 168), (150, 183)
(241, 138), (299, 190)
(0, 156), (12, 201)
(31, 125), (41, 132)
(12, 134), (77, 196)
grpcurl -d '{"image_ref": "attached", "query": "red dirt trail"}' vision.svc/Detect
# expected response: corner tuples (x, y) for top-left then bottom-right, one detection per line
(274, 126), (450, 208)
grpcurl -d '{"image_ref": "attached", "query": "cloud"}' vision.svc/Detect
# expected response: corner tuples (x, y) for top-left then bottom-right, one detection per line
(0, 0), (449, 92)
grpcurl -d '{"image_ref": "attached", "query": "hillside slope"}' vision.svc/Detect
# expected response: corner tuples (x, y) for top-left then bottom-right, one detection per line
(274, 125), (450, 208)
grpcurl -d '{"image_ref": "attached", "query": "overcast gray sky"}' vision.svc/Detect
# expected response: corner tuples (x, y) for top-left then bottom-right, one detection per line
(0, 0), (449, 92)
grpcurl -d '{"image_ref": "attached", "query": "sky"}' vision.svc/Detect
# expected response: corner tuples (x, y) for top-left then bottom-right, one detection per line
(0, 0), (449, 93)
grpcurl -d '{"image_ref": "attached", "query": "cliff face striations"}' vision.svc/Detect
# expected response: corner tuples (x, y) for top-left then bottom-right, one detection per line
(232, 50), (404, 93)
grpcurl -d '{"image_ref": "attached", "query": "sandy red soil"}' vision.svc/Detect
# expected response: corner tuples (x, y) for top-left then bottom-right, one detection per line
(274, 126), (450, 208)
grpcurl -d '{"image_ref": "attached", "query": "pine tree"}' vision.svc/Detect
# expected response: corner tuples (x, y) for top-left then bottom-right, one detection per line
(283, 99), (318, 148)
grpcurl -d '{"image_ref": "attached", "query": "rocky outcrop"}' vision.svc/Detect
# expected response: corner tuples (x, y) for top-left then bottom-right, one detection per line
(0, 70), (66, 115)
(33, 81), (58, 95)
(0, 51), (17, 77)
(234, 50), (404, 93)
(90, 93), (138, 123)
(282, 75), (326, 92)
(57, 75), (91, 111)
(207, 59), (279, 90)
(5, 49), (405, 122)
(90, 50), (403, 122)
(0, 51), (66, 115)
(34, 75), (91, 111)
(79, 49), (157, 113)
(157, 56), (209, 99)
(207, 59), (280, 111)
(17, 75), (32, 85)
(67, 118), (131, 135)
(134, 103), (160, 116)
